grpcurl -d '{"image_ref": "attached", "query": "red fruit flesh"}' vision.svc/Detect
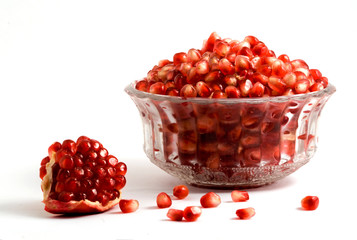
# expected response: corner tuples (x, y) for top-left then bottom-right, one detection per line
(167, 209), (184, 221)
(301, 196), (319, 210)
(200, 192), (221, 208)
(40, 136), (127, 214)
(119, 199), (139, 213)
(156, 192), (172, 208)
(183, 206), (202, 221)
(173, 185), (189, 199)
(231, 190), (249, 202)
(236, 207), (255, 220)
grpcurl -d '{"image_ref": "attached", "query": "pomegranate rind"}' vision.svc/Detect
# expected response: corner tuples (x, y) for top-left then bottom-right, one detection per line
(43, 198), (120, 214)
(41, 141), (122, 214)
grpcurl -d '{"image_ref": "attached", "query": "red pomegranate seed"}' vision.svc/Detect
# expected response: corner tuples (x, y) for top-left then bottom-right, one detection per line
(200, 192), (221, 208)
(158, 59), (171, 67)
(196, 60), (210, 75)
(244, 35), (259, 47)
(180, 84), (197, 97)
(235, 55), (251, 73)
(204, 71), (221, 83)
(173, 52), (188, 65)
(278, 54), (290, 63)
(252, 42), (269, 56)
(119, 199), (139, 213)
(225, 86), (241, 98)
(250, 82), (265, 97)
(167, 209), (184, 221)
(166, 87), (180, 96)
(271, 59), (288, 78)
(156, 192), (172, 208)
(309, 69), (322, 80)
(213, 40), (230, 57)
(174, 74), (187, 89)
(295, 79), (310, 94)
(301, 196), (319, 210)
(283, 72), (297, 88)
(231, 190), (249, 202)
(149, 82), (166, 95)
(173, 185), (189, 199)
(183, 206), (202, 222)
(187, 48), (201, 64)
(310, 82), (324, 92)
(268, 76), (286, 94)
(239, 79), (253, 97)
(202, 32), (221, 52)
(211, 90), (227, 99)
(219, 58), (235, 75)
(196, 81), (212, 97)
(236, 207), (255, 220)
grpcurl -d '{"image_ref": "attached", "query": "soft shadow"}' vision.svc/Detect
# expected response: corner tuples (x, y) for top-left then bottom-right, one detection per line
(0, 199), (51, 219)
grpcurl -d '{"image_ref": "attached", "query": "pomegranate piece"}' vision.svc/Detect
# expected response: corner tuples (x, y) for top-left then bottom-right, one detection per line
(173, 185), (189, 199)
(119, 199), (139, 213)
(200, 192), (221, 208)
(156, 192), (172, 208)
(301, 196), (319, 210)
(236, 207), (256, 220)
(231, 190), (249, 202)
(183, 206), (202, 221)
(167, 209), (184, 221)
(40, 136), (127, 214)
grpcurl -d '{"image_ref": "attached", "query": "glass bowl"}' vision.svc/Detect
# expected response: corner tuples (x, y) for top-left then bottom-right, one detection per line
(125, 82), (336, 188)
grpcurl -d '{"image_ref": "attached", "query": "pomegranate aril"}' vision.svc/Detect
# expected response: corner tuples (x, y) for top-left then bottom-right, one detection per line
(213, 40), (230, 57)
(231, 190), (249, 202)
(59, 155), (74, 170)
(211, 90), (227, 99)
(278, 54), (290, 63)
(204, 71), (221, 83)
(119, 199), (139, 213)
(252, 42), (269, 56)
(235, 55), (251, 73)
(219, 58), (235, 75)
(225, 86), (241, 98)
(244, 35), (259, 47)
(58, 192), (74, 202)
(239, 80), (253, 97)
(268, 76), (286, 95)
(180, 84), (197, 97)
(187, 48), (201, 64)
(236, 207), (255, 220)
(173, 185), (189, 199)
(310, 82), (324, 92)
(157, 192), (172, 208)
(271, 59), (288, 78)
(149, 82), (166, 95)
(173, 52), (188, 65)
(301, 196), (319, 210)
(295, 79), (310, 94)
(250, 82), (265, 97)
(183, 206), (202, 222)
(167, 209), (184, 221)
(200, 192), (221, 208)
(196, 60), (210, 75)
(196, 81), (212, 97)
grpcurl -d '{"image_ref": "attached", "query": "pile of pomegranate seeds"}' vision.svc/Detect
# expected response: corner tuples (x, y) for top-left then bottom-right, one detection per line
(136, 32), (328, 98)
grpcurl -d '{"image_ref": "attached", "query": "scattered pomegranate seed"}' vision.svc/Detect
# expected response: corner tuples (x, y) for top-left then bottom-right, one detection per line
(167, 209), (184, 221)
(156, 192), (172, 208)
(236, 207), (255, 220)
(173, 185), (189, 199)
(183, 206), (202, 221)
(301, 196), (319, 210)
(231, 190), (249, 202)
(119, 199), (139, 213)
(200, 192), (221, 208)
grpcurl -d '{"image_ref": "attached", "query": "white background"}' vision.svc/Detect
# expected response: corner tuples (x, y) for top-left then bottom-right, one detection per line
(1, 0), (356, 239)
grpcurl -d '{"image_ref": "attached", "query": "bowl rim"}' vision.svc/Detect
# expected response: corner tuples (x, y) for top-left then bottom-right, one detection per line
(125, 81), (336, 104)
